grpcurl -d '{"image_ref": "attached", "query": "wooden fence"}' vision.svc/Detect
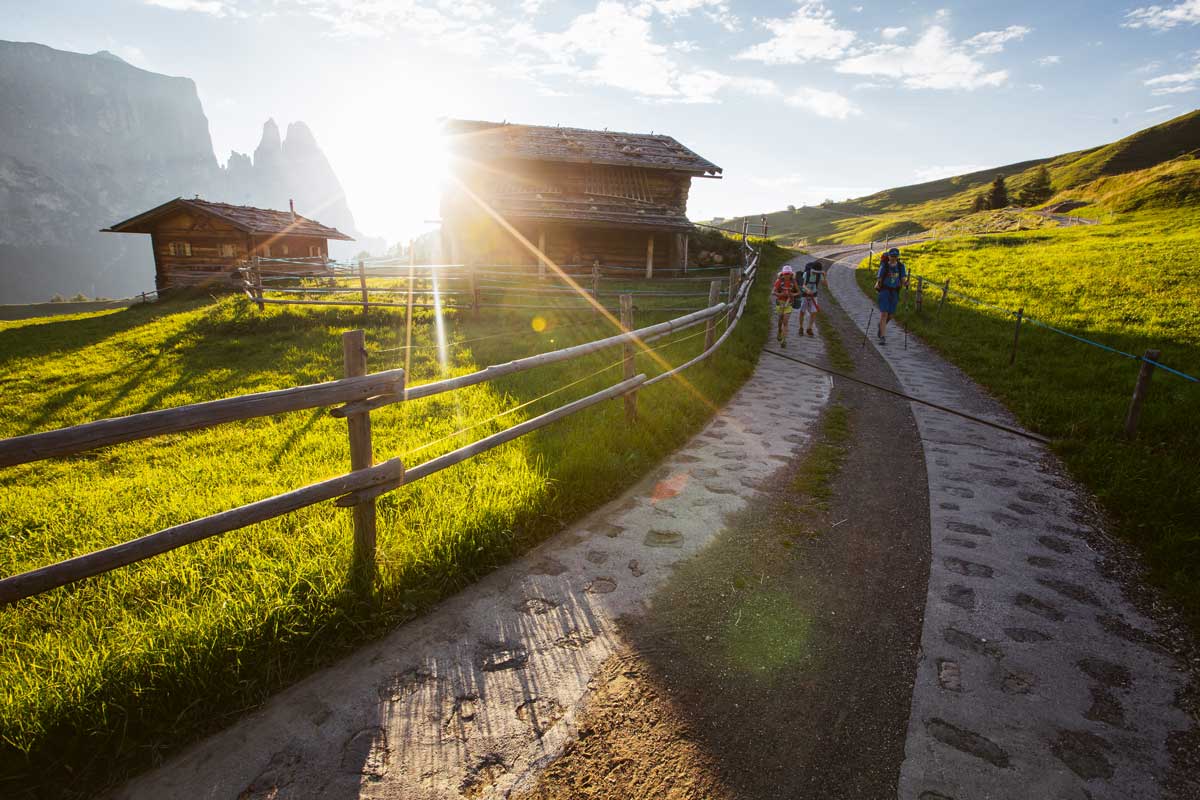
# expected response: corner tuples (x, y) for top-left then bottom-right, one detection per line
(241, 253), (744, 316)
(0, 245), (759, 606)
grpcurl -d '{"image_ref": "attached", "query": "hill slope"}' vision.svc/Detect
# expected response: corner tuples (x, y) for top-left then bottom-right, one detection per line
(717, 109), (1200, 244)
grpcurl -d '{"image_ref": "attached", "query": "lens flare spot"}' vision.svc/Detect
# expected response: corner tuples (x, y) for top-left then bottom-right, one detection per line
(531, 316), (548, 333)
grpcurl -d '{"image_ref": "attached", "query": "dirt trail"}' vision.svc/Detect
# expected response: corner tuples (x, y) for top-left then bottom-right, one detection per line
(514, 270), (933, 799)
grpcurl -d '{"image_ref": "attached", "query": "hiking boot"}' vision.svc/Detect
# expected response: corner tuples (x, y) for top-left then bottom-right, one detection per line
(781, 339), (788, 348)
(806, 328), (814, 336)
(878, 336), (887, 346)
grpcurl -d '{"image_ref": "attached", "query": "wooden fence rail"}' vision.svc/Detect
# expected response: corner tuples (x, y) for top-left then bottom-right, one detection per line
(0, 246), (761, 606)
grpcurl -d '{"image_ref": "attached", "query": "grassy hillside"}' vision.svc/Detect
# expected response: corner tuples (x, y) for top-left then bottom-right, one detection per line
(717, 108), (1200, 244)
(0, 249), (783, 799)
(853, 202), (1200, 626)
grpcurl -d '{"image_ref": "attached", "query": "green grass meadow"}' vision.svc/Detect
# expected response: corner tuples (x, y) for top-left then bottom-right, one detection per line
(0, 249), (781, 798)
(854, 206), (1200, 623)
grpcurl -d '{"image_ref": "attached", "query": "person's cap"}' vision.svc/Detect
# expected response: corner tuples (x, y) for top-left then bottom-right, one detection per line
(887, 248), (900, 256)
(781, 265), (794, 274)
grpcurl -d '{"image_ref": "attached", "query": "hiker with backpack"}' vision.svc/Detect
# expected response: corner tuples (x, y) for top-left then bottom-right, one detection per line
(773, 265), (800, 347)
(796, 260), (824, 336)
(874, 247), (907, 345)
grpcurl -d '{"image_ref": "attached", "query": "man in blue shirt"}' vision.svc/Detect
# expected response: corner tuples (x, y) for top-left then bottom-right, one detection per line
(874, 248), (907, 345)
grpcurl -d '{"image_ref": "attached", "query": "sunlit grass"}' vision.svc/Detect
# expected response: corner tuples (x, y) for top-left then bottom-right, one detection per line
(854, 206), (1200, 627)
(0, 247), (784, 798)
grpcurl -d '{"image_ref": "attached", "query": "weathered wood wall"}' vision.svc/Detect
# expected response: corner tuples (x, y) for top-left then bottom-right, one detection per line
(147, 210), (330, 290)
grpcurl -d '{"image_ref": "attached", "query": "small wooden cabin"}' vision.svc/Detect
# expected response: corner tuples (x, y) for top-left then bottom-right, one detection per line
(104, 197), (353, 292)
(441, 120), (721, 276)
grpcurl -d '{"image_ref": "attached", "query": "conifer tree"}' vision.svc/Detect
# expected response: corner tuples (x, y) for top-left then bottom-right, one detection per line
(1017, 165), (1054, 206)
(987, 174), (1009, 210)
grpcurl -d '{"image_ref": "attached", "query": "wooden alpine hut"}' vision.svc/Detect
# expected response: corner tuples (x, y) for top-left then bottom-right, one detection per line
(103, 197), (353, 293)
(441, 120), (721, 276)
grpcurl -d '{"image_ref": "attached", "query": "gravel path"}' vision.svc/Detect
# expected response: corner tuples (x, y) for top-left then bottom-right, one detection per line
(823, 247), (1196, 800)
(113, 306), (832, 800)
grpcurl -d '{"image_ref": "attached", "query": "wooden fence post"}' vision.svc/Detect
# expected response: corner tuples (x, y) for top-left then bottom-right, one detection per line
(1123, 349), (1160, 439)
(592, 260), (601, 314)
(741, 220), (748, 267)
(939, 278), (950, 315)
(682, 233), (689, 275)
(705, 279), (721, 351)
(645, 235), (655, 279)
(358, 259), (369, 315)
(915, 275), (925, 314)
(728, 267), (740, 303)
(1009, 308), (1024, 365)
(620, 294), (637, 422)
(468, 261), (480, 316)
(342, 329), (376, 591)
(253, 255), (265, 312)
(405, 241), (416, 378)
(537, 229), (547, 280)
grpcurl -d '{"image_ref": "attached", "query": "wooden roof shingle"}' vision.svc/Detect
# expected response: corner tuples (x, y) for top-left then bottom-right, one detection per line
(445, 120), (722, 176)
(103, 198), (354, 240)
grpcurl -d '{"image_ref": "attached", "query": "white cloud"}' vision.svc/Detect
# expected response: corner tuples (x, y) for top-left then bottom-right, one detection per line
(1036, 55), (1061, 66)
(520, 0), (545, 13)
(144, 0), (237, 15)
(672, 39), (701, 52)
(784, 87), (859, 119)
(963, 25), (1031, 55)
(1145, 104), (1175, 112)
(837, 25), (1008, 90)
(273, 0), (497, 52)
(1124, 0), (1200, 30)
(881, 26), (908, 40)
(643, 0), (739, 30)
(508, 1), (767, 103)
(913, 164), (987, 182)
(1144, 58), (1200, 95)
(735, 2), (856, 64)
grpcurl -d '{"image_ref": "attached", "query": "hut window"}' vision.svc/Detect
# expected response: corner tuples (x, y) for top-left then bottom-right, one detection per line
(168, 241), (191, 257)
(262, 244), (272, 257)
(309, 245), (321, 257)
(280, 244), (289, 256)
(220, 243), (235, 257)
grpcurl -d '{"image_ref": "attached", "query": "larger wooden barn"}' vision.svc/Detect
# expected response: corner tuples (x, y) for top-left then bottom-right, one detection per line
(104, 197), (353, 292)
(441, 120), (721, 276)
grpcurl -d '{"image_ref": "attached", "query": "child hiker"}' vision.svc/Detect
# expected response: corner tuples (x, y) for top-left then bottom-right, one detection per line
(874, 247), (908, 345)
(796, 260), (824, 336)
(773, 265), (800, 347)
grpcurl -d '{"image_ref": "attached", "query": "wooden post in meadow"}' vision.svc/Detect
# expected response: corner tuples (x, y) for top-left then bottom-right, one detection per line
(537, 229), (547, 280)
(728, 267), (741, 304)
(741, 220), (749, 267)
(592, 260), (601, 314)
(645, 235), (655, 279)
(620, 294), (637, 422)
(682, 233), (689, 275)
(915, 275), (925, 314)
(253, 255), (265, 312)
(1009, 308), (1024, 365)
(468, 260), (480, 316)
(938, 278), (950, 315)
(705, 279), (721, 351)
(358, 259), (369, 315)
(1123, 349), (1161, 439)
(342, 329), (377, 591)
(405, 240), (416, 379)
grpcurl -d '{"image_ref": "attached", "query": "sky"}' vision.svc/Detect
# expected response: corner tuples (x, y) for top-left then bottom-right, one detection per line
(3, 0), (1198, 246)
